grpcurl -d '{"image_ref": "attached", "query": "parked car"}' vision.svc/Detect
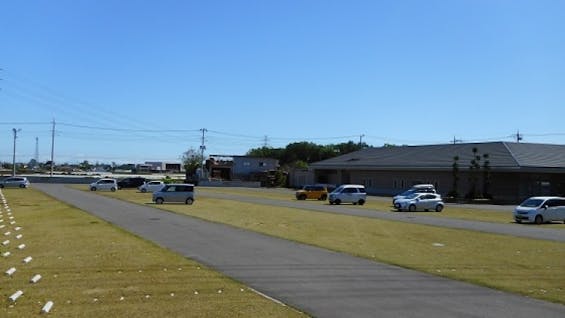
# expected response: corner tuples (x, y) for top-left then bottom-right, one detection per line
(117, 177), (147, 189)
(152, 184), (195, 205)
(295, 185), (328, 200)
(0, 176), (30, 188)
(138, 180), (165, 193)
(328, 184), (367, 205)
(393, 184), (436, 208)
(396, 193), (444, 212)
(90, 178), (118, 192)
(514, 196), (565, 224)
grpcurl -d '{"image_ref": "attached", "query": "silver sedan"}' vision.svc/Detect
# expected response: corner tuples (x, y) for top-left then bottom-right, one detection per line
(396, 193), (444, 212)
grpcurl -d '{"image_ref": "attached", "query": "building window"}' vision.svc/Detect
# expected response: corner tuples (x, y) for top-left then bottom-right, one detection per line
(243, 162), (250, 167)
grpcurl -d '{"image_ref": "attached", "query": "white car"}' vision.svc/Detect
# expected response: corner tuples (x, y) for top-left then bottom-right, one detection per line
(89, 178), (118, 192)
(0, 177), (30, 188)
(328, 184), (367, 205)
(138, 180), (165, 193)
(514, 196), (565, 224)
(393, 184), (436, 208)
(396, 193), (444, 212)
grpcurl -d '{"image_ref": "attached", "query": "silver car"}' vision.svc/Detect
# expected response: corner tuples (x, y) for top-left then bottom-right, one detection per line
(0, 177), (30, 188)
(396, 193), (444, 212)
(152, 184), (195, 205)
(514, 196), (565, 224)
(90, 178), (118, 192)
(138, 180), (165, 193)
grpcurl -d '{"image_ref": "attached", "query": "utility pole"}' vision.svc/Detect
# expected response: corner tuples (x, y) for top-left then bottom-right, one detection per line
(199, 128), (207, 180)
(12, 128), (21, 176)
(359, 134), (365, 146)
(452, 136), (462, 144)
(50, 119), (55, 176)
(262, 135), (269, 148)
(35, 137), (39, 165)
(515, 130), (523, 143)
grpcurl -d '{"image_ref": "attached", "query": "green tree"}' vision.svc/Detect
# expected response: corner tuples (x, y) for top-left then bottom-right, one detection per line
(181, 148), (201, 180)
(449, 155), (460, 198)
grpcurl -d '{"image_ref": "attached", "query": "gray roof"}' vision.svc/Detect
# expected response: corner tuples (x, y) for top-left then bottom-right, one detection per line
(310, 142), (565, 171)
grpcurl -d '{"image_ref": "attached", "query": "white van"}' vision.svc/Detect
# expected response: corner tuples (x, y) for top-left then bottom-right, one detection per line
(514, 196), (565, 224)
(328, 184), (367, 205)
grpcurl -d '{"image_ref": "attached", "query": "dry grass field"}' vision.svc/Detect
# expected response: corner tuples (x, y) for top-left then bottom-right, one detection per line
(0, 188), (304, 317)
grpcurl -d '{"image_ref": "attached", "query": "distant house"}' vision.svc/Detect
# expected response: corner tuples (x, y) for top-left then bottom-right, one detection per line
(145, 161), (183, 173)
(310, 142), (565, 203)
(207, 155), (279, 181)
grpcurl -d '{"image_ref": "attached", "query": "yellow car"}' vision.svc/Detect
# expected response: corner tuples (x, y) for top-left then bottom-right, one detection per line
(295, 185), (328, 201)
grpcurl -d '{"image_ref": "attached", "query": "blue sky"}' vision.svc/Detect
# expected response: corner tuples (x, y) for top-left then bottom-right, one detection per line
(1, 0), (564, 164)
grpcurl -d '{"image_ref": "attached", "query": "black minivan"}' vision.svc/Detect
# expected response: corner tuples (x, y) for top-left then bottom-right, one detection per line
(117, 177), (147, 189)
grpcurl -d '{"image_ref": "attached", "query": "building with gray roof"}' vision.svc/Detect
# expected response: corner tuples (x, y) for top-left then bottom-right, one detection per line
(310, 142), (565, 203)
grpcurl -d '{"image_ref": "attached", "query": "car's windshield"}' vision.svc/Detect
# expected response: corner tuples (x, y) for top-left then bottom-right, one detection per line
(400, 189), (415, 196)
(520, 199), (544, 208)
(406, 193), (420, 199)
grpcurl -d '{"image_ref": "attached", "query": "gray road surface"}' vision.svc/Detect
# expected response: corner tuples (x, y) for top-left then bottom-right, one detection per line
(200, 191), (565, 242)
(36, 184), (565, 318)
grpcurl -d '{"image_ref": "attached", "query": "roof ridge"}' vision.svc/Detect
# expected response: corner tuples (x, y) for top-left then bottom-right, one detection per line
(501, 142), (521, 167)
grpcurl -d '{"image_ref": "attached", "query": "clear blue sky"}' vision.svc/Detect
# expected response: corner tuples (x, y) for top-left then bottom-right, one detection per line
(1, 0), (564, 164)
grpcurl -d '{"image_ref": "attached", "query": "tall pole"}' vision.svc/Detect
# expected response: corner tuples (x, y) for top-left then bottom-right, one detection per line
(359, 134), (365, 146)
(50, 119), (55, 176)
(199, 128), (207, 180)
(12, 128), (21, 176)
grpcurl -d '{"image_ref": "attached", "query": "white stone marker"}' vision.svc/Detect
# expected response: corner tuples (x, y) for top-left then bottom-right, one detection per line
(15, 226), (22, 231)
(4, 231), (11, 236)
(16, 234), (23, 239)
(41, 301), (54, 314)
(9, 290), (23, 302)
(2, 251), (11, 257)
(6, 267), (16, 276)
(2, 239), (9, 246)
(18, 243), (26, 250)
(23, 256), (33, 264)
(30, 274), (42, 283)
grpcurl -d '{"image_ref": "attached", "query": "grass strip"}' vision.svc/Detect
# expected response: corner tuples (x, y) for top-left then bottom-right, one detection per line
(0, 188), (304, 318)
(198, 187), (565, 228)
(98, 188), (565, 304)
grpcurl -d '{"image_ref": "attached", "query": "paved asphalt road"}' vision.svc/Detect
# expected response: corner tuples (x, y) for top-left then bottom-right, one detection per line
(200, 191), (565, 243)
(36, 184), (565, 318)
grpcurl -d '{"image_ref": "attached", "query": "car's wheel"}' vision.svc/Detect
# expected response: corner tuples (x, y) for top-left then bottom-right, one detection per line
(111, 187), (116, 192)
(409, 204), (416, 212)
(334, 199), (341, 205)
(358, 199), (365, 205)
(185, 198), (194, 205)
(320, 194), (327, 201)
(298, 194), (306, 200)
(516, 219), (522, 224)
(141, 188), (147, 193)
(435, 205), (443, 212)
(90, 187), (97, 191)
(156, 198), (164, 204)
(19, 184), (25, 188)
(535, 215), (543, 225)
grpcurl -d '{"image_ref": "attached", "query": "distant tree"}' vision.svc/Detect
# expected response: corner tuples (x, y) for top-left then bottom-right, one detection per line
(246, 140), (370, 168)
(79, 160), (92, 171)
(466, 147), (481, 199)
(449, 155), (460, 198)
(482, 153), (491, 199)
(181, 148), (201, 180)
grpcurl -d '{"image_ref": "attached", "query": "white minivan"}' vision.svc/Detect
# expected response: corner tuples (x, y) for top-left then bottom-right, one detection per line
(514, 196), (565, 224)
(328, 184), (367, 205)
